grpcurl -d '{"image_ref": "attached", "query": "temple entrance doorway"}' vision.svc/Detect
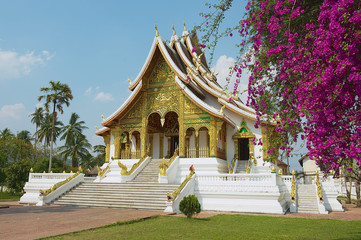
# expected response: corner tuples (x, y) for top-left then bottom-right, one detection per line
(147, 111), (179, 158)
(238, 138), (249, 161)
(170, 136), (179, 156)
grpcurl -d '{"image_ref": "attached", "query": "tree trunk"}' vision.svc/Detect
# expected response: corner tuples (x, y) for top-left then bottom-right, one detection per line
(356, 181), (360, 208)
(48, 101), (56, 173)
(346, 177), (352, 204)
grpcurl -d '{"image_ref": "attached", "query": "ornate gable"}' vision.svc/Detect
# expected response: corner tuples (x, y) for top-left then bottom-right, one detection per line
(232, 119), (255, 139)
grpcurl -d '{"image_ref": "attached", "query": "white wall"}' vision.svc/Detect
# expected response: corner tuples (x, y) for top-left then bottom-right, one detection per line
(153, 133), (160, 159)
(199, 130), (208, 148)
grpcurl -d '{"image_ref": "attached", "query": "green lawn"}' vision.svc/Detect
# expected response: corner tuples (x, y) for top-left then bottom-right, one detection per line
(43, 214), (361, 240)
(0, 191), (22, 201)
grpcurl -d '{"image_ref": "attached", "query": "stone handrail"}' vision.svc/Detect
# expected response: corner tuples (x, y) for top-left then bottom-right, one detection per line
(196, 173), (276, 186)
(164, 166), (196, 213)
(315, 171), (323, 203)
(290, 170), (296, 203)
(118, 154), (149, 176)
(97, 164), (111, 180)
(30, 173), (74, 181)
(37, 172), (84, 206)
(117, 156), (152, 183)
(158, 156), (179, 184)
(159, 149), (178, 176)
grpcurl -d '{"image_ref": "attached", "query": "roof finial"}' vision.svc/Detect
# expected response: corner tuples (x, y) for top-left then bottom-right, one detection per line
(128, 78), (132, 86)
(183, 21), (187, 31)
(155, 23), (159, 37)
(172, 25), (176, 36)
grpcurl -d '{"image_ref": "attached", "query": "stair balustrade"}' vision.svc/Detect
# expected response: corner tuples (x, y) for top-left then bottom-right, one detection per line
(164, 166), (196, 213)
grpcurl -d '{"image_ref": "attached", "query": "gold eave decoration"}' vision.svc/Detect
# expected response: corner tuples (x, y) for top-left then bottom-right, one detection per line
(232, 119), (255, 139)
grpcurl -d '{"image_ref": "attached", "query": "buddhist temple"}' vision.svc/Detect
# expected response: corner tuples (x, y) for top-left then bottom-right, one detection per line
(95, 23), (272, 169)
(20, 24), (343, 215)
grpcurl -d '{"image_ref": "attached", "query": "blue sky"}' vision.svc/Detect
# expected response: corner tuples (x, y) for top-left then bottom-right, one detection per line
(0, 0), (247, 144)
(0, 1), (304, 170)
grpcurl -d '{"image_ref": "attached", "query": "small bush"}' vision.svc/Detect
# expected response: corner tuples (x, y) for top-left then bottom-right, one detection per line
(179, 194), (201, 218)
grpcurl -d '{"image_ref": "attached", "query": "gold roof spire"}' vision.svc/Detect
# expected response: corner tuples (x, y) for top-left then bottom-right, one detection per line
(172, 25), (176, 36)
(155, 23), (159, 37)
(183, 21), (187, 31)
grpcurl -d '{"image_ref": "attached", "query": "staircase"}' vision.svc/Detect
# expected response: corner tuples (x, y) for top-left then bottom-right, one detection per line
(234, 160), (247, 173)
(297, 184), (319, 213)
(132, 158), (164, 182)
(53, 158), (179, 210)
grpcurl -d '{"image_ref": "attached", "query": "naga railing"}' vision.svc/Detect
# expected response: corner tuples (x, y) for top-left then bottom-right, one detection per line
(118, 152), (149, 176)
(167, 165), (195, 202)
(159, 149), (178, 176)
(39, 172), (80, 196)
(290, 170), (296, 203)
(315, 170), (323, 203)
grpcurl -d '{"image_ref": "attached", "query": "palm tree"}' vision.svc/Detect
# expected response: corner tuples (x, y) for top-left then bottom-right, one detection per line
(14, 130), (34, 161)
(0, 128), (15, 140)
(36, 113), (63, 152)
(93, 145), (106, 167)
(60, 113), (88, 146)
(59, 135), (92, 167)
(29, 107), (44, 146)
(38, 81), (73, 172)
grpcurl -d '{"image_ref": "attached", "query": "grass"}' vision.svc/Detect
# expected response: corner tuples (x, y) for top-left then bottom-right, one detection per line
(42, 214), (361, 240)
(0, 191), (22, 201)
(338, 196), (359, 204)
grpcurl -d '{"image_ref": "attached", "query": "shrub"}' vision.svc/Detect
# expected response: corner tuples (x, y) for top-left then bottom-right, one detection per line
(179, 194), (201, 218)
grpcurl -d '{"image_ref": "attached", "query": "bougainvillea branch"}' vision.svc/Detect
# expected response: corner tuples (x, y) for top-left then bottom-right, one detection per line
(197, 0), (361, 182)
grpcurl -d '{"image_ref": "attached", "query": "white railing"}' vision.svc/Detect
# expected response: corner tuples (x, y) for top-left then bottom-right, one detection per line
(30, 173), (73, 181)
(159, 156), (179, 184)
(164, 170), (196, 213)
(199, 147), (209, 158)
(37, 173), (84, 206)
(196, 173), (276, 185)
(186, 147), (197, 158)
(118, 156), (152, 183)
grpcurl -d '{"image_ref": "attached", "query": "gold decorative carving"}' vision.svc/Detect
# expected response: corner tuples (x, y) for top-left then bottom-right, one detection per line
(39, 172), (80, 196)
(167, 165), (195, 202)
(185, 97), (203, 114)
(113, 128), (121, 159)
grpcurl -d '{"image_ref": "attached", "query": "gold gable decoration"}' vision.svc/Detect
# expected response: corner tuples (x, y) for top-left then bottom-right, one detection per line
(232, 119), (255, 139)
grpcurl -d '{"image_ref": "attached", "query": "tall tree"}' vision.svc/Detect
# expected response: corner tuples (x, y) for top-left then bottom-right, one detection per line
(38, 81), (73, 172)
(0, 128), (15, 140)
(60, 112), (88, 146)
(59, 135), (92, 167)
(29, 107), (44, 146)
(198, 0), (361, 181)
(35, 113), (63, 154)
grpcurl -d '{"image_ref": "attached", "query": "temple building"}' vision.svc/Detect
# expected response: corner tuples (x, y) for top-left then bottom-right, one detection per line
(20, 24), (343, 215)
(95, 24), (274, 169)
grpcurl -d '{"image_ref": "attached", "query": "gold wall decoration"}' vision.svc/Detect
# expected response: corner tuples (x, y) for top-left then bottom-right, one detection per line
(103, 134), (111, 163)
(113, 128), (121, 159)
(148, 57), (175, 85)
(185, 97), (203, 114)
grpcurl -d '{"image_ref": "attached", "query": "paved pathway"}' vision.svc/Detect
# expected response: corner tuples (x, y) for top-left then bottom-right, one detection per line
(0, 203), (164, 240)
(0, 201), (360, 240)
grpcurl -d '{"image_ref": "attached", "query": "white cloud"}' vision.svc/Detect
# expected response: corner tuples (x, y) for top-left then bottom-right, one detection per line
(0, 103), (26, 122)
(0, 49), (53, 81)
(94, 92), (114, 102)
(212, 55), (250, 103)
(84, 87), (92, 96)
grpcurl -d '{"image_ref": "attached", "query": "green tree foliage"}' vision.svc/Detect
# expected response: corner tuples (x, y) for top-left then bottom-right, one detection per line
(35, 113), (63, 150)
(38, 80), (73, 172)
(29, 107), (44, 145)
(61, 112), (88, 146)
(0, 151), (8, 192)
(179, 195), (201, 218)
(5, 160), (31, 193)
(59, 135), (92, 167)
